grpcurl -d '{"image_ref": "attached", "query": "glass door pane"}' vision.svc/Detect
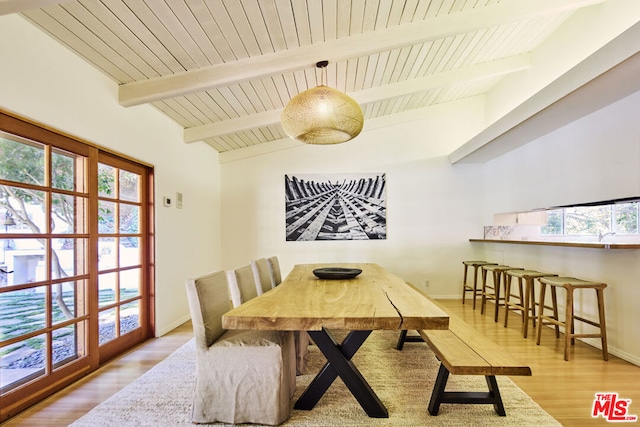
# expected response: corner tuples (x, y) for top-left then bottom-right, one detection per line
(0, 135), (90, 396)
(96, 157), (146, 353)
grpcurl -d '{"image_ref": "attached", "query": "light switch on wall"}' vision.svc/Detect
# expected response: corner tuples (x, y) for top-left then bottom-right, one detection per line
(176, 192), (183, 209)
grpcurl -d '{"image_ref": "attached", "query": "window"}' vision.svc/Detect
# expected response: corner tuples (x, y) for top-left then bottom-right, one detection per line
(542, 202), (639, 237)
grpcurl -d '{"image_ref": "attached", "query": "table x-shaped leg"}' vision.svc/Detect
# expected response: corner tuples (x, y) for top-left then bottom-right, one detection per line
(294, 328), (388, 418)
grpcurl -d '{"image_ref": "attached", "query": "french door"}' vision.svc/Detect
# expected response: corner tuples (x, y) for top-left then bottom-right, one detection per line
(0, 111), (154, 420)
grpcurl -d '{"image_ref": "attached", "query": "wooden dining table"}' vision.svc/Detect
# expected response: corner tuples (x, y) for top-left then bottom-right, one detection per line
(221, 263), (449, 418)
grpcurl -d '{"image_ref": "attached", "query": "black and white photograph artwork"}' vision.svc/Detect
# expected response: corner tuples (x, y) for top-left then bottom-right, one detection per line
(285, 173), (387, 241)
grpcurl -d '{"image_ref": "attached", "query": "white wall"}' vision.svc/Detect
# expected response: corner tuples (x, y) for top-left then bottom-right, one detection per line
(0, 15), (222, 336)
(220, 98), (486, 299)
(479, 90), (640, 365)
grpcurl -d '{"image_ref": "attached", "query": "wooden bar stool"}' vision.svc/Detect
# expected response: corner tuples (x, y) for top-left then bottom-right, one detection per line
(481, 265), (523, 322)
(461, 261), (496, 309)
(504, 270), (557, 338)
(536, 276), (608, 361)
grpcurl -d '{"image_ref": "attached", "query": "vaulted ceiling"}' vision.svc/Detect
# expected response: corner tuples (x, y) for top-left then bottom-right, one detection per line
(1, 0), (613, 154)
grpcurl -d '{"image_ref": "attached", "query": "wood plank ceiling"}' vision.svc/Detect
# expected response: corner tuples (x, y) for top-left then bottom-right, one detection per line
(6, 0), (605, 153)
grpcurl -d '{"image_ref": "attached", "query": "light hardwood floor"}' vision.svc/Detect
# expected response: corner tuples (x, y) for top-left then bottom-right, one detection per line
(2, 299), (639, 426)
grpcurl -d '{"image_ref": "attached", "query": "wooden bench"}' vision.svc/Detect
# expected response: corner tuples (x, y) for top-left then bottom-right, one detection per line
(417, 296), (532, 416)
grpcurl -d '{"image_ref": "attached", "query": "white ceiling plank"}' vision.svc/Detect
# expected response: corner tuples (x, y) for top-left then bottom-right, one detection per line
(290, 0), (311, 45)
(353, 56), (369, 91)
(99, 0), (184, 74)
(186, 93), (224, 122)
(251, 79), (276, 111)
(166, 0), (222, 65)
(44, 5), (148, 81)
(412, 0), (430, 21)
(389, 46), (412, 83)
(371, 51), (390, 88)
(362, 0), (379, 32)
(362, 53), (379, 90)
(242, 0), (276, 54)
(258, 0), (286, 52)
(333, 60), (344, 91)
(336, 0), (351, 38)
(271, 74), (291, 106)
(122, 0), (196, 70)
(217, 85), (249, 116)
(355, 55), (529, 104)
(307, 0), (324, 43)
(375, 0), (393, 30)
(201, 0), (247, 60)
(119, 0), (604, 106)
(22, 7), (133, 82)
(323, 0), (337, 41)
(345, 58), (358, 92)
(196, 91), (230, 121)
(274, 0), (299, 49)
(183, 53), (530, 142)
(239, 81), (268, 113)
(64, 1), (161, 78)
(143, 0), (210, 68)
(222, 0), (262, 57)
(384, 0), (404, 29)
(349, 0), (365, 34)
(0, 0), (67, 15)
(428, 36), (457, 75)
(187, 0), (236, 62)
(206, 88), (236, 119)
(437, 34), (466, 72)
(398, 43), (425, 81)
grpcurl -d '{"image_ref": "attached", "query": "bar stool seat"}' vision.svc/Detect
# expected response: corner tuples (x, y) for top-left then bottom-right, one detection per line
(504, 270), (557, 338)
(536, 276), (608, 361)
(461, 261), (497, 309)
(481, 265), (524, 322)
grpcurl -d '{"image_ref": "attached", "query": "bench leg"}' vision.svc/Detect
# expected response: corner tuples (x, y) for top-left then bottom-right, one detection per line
(428, 364), (450, 415)
(428, 364), (506, 416)
(396, 330), (424, 351)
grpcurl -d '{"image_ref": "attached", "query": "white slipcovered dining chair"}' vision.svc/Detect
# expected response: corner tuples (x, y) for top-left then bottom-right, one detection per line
(265, 255), (310, 374)
(226, 263), (259, 308)
(267, 256), (282, 287)
(185, 270), (296, 425)
(251, 257), (273, 295)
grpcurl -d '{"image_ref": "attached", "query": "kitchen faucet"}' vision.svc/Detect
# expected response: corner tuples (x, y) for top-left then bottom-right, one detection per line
(598, 231), (616, 242)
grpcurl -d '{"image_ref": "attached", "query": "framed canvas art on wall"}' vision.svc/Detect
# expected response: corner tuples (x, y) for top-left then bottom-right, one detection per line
(285, 173), (386, 241)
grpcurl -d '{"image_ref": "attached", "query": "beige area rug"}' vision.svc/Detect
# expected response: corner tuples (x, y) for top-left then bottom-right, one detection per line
(69, 330), (561, 426)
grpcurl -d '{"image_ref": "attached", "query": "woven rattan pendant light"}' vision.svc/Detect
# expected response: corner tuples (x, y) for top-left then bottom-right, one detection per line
(281, 61), (364, 144)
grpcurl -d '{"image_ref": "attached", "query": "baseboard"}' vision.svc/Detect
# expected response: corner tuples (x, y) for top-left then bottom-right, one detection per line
(156, 313), (191, 337)
(579, 337), (640, 367)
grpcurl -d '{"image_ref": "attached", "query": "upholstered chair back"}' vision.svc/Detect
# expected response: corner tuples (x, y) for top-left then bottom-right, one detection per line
(251, 258), (273, 295)
(267, 256), (282, 287)
(185, 270), (229, 348)
(226, 264), (259, 308)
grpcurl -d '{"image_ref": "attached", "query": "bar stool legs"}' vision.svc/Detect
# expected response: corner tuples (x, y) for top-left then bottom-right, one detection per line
(461, 261), (496, 309)
(504, 270), (558, 338)
(536, 276), (608, 361)
(480, 265), (523, 322)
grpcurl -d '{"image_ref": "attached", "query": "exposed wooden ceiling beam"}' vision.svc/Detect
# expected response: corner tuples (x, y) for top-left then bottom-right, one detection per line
(0, 0), (68, 15)
(120, 0), (603, 107)
(183, 54), (531, 143)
